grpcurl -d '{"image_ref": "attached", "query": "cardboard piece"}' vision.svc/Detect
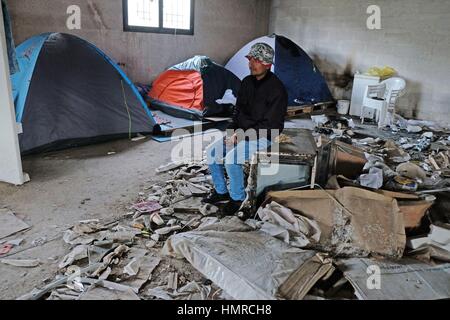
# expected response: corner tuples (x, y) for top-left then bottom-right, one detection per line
(277, 253), (334, 300)
(173, 197), (204, 214)
(398, 200), (434, 229)
(0, 209), (30, 240)
(79, 286), (140, 300)
(374, 190), (433, 229)
(330, 140), (368, 180)
(120, 255), (161, 293)
(375, 190), (419, 200)
(267, 187), (406, 258)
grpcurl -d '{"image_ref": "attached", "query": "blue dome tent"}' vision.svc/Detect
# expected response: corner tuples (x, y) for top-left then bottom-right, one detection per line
(225, 34), (334, 106)
(11, 33), (160, 154)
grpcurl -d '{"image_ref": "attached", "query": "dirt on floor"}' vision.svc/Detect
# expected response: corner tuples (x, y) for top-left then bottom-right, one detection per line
(0, 136), (209, 300)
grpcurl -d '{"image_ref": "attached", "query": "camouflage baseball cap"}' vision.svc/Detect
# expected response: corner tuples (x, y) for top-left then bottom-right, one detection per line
(246, 43), (274, 65)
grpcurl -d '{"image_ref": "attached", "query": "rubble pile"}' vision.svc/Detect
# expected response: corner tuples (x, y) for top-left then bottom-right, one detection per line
(14, 119), (450, 301)
(313, 114), (450, 194)
(16, 159), (228, 301)
(310, 115), (450, 266)
(153, 123), (450, 300)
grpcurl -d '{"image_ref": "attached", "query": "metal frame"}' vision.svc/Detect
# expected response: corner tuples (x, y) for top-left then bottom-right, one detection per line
(243, 152), (315, 215)
(0, 3), (29, 185)
(123, 0), (195, 35)
(241, 129), (318, 215)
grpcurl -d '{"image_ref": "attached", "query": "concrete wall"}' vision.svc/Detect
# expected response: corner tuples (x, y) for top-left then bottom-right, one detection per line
(8, 0), (270, 83)
(269, 0), (450, 121)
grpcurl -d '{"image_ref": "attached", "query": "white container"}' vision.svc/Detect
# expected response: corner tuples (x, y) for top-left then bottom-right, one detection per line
(337, 100), (350, 115)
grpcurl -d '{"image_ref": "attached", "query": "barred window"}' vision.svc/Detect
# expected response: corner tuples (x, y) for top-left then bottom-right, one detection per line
(124, 0), (194, 35)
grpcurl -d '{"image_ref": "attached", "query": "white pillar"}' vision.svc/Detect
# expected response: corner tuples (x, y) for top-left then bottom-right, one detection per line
(0, 4), (29, 185)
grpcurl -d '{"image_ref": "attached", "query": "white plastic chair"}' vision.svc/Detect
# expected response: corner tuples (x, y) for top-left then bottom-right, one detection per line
(361, 77), (406, 127)
(382, 77), (407, 121)
(361, 83), (387, 127)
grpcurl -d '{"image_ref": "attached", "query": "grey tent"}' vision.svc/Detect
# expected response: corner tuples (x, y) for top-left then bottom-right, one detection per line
(11, 33), (161, 154)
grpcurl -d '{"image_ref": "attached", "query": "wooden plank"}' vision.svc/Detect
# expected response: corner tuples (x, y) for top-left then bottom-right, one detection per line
(286, 103), (336, 118)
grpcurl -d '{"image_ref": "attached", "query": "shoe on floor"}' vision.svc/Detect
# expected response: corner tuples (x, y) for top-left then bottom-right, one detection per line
(236, 210), (251, 221)
(202, 190), (230, 204)
(222, 199), (243, 216)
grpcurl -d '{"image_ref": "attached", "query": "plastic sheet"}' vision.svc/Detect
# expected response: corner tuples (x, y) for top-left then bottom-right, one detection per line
(169, 55), (213, 74)
(359, 167), (384, 189)
(215, 89), (237, 106)
(162, 217), (331, 300)
(366, 66), (396, 79)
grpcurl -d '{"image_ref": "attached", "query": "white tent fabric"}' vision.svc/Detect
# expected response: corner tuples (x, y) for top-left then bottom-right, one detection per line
(225, 35), (275, 80)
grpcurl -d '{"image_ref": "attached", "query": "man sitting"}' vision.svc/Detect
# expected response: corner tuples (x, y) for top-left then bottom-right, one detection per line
(203, 43), (288, 216)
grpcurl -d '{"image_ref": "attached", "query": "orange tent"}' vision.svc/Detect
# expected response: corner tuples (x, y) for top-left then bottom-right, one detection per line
(149, 70), (204, 112)
(148, 56), (241, 120)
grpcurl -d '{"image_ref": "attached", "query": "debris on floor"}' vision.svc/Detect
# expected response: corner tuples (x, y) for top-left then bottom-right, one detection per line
(0, 209), (30, 240)
(147, 281), (213, 300)
(0, 238), (24, 246)
(13, 115), (450, 300)
(132, 201), (163, 214)
(0, 244), (14, 256)
(0, 259), (40, 268)
(78, 286), (141, 301)
(16, 158), (219, 300)
(31, 236), (47, 247)
(267, 187), (406, 259)
(316, 115), (450, 191)
(256, 201), (321, 248)
(162, 217), (334, 300)
(335, 258), (450, 300)
(406, 223), (450, 263)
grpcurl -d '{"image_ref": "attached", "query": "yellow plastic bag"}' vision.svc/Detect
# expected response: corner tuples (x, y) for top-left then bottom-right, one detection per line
(366, 66), (397, 79)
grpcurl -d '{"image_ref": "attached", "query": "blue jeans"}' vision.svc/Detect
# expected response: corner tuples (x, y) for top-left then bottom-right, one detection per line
(206, 137), (272, 201)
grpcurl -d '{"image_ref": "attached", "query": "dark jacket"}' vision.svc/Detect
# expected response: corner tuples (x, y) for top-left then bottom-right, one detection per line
(228, 71), (288, 140)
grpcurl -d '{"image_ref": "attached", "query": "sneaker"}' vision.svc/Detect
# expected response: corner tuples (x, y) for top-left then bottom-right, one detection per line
(236, 210), (252, 221)
(222, 199), (243, 216)
(202, 190), (230, 204)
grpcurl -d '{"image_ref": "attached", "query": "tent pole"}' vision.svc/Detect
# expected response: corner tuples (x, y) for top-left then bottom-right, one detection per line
(0, 3), (29, 185)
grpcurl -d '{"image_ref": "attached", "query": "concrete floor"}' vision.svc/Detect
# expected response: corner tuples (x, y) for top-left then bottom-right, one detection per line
(0, 136), (185, 299)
